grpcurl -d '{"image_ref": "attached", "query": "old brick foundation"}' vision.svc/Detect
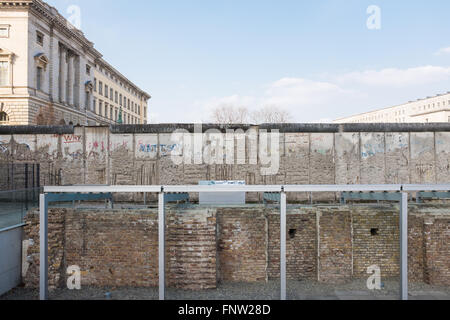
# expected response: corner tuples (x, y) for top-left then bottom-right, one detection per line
(22, 205), (450, 290)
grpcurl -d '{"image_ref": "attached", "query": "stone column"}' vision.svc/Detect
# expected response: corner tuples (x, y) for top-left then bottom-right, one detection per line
(67, 53), (74, 106)
(59, 47), (67, 103)
(73, 56), (80, 108)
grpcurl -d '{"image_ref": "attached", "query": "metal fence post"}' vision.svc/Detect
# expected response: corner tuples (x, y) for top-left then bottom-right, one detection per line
(39, 193), (48, 301)
(400, 192), (408, 301)
(280, 191), (287, 301)
(158, 191), (166, 301)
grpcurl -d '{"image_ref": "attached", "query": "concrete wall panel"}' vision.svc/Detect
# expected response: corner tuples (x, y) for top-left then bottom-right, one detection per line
(385, 133), (410, 184)
(435, 132), (450, 183)
(360, 133), (385, 184)
(335, 133), (360, 185)
(410, 133), (436, 184)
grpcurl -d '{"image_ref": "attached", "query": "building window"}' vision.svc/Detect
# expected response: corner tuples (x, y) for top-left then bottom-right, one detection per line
(36, 31), (44, 46)
(0, 61), (9, 86)
(94, 78), (97, 92)
(86, 65), (91, 75)
(93, 99), (96, 112)
(85, 92), (91, 110)
(99, 81), (103, 95)
(36, 67), (43, 91)
(105, 85), (109, 98)
(115, 91), (118, 103)
(110, 88), (113, 101)
(119, 94), (122, 106)
(0, 25), (10, 38)
(98, 101), (103, 115)
(0, 111), (8, 123)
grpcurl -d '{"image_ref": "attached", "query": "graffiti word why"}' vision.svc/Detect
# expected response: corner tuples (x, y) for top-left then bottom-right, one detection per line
(63, 134), (82, 144)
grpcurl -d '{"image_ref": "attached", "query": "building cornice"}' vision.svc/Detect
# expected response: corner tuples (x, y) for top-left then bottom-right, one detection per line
(95, 58), (151, 101)
(0, 1), (33, 8)
(32, 1), (102, 59)
(1, 0), (150, 102)
(410, 109), (450, 118)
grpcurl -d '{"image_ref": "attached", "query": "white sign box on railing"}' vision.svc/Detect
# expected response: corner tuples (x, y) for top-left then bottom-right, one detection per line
(198, 181), (246, 205)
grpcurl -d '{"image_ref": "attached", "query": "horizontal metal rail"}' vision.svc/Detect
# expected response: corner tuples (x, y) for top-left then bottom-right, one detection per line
(44, 184), (450, 194)
(403, 184), (450, 192)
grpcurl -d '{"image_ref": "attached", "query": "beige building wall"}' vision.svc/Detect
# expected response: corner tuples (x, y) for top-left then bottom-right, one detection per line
(93, 61), (150, 125)
(334, 92), (450, 124)
(0, 0), (150, 126)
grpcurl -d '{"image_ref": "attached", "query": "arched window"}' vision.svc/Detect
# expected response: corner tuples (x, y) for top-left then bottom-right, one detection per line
(0, 111), (9, 123)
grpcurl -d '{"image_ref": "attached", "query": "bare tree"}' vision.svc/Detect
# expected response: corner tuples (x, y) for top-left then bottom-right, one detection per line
(250, 105), (292, 124)
(210, 104), (250, 124)
(210, 104), (293, 124)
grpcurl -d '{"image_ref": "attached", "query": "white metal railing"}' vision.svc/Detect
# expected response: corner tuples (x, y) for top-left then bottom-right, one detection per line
(38, 183), (450, 301)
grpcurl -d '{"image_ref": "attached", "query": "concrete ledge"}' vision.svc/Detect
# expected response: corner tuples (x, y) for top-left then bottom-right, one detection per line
(110, 124), (255, 134)
(110, 123), (450, 134)
(0, 125), (74, 135)
(2, 123), (450, 134)
(260, 123), (450, 133)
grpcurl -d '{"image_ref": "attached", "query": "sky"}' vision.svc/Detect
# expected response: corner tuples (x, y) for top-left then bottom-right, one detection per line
(46, 0), (450, 123)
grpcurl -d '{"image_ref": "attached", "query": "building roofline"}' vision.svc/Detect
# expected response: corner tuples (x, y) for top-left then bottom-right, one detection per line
(95, 58), (151, 101)
(0, 0), (151, 101)
(334, 91), (450, 122)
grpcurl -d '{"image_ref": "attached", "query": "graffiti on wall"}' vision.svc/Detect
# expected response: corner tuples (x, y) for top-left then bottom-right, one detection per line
(137, 142), (182, 156)
(63, 134), (82, 144)
(0, 140), (7, 153)
(361, 143), (384, 159)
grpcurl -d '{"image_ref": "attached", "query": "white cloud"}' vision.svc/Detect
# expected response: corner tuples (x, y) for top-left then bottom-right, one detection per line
(435, 47), (450, 56)
(264, 77), (357, 107)
(335, 66), (450, 87)
(167, 64), (450, 123)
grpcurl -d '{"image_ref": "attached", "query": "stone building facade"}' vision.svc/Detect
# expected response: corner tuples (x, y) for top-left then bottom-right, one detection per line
(0, 0), (150, 126)
(335, 92), (450, 124)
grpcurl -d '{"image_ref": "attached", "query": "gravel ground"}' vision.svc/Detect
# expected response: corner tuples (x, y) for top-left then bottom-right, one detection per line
(2, 279), (449, 300)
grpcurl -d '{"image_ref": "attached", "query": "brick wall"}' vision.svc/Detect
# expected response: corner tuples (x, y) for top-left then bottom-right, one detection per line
(423, 216), (450, 285)
(22, 205), (450, 290)
(352, 208), (400, 278)
(166, 209), (217, 290)
(318, 209), (353, 283)
(217, 208), (268, 283)
(267, 209), (317, 281)
(24, 208), (217, 290)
